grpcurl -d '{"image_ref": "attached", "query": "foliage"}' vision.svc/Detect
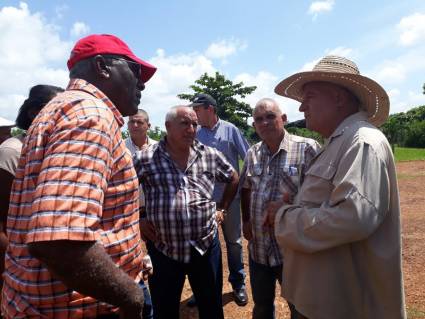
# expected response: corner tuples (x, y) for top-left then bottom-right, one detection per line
(286, 127), (324, 145)
(381, 105), (425, 148)
(121, 126), (166, 142)
(148, 126), (166, 141)
(178, 72), (256, 142)
(394, 147), (425, 162)
(11, 127), (26, 137)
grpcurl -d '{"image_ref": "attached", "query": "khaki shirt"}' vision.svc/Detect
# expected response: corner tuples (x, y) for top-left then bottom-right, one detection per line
(275, 112), (406, 319)
(0, 135), (24, 175)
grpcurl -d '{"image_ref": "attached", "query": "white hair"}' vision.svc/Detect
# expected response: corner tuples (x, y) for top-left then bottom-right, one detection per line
(165, 105), (191, 122)
(254, 98), (283, 115)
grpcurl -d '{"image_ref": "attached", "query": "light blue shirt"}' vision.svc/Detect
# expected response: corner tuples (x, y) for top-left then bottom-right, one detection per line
(196, 118), (250, 201)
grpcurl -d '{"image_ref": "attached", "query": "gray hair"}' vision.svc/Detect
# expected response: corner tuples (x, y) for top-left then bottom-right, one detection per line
(253, 98), (282, 115)
(165, 105), (191, 122)
(134, 108), (150, 122)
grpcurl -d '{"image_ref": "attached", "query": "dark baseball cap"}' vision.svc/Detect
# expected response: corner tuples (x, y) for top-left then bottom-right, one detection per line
(67, 34), (157, 83)
(189, 93), (217, 108)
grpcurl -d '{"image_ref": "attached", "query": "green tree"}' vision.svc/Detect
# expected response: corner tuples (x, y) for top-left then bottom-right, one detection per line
(178, 72), (256, 141)
(148, 126), (166, 141)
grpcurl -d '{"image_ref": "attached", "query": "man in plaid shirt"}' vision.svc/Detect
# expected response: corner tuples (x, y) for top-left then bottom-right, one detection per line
(241, 98), (320, 319)
(134, 105), (239, 319)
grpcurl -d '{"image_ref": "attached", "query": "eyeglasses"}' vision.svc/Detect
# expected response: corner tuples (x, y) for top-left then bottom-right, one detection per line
(253, 113), (277, 123)
(106, 56), (141, 79)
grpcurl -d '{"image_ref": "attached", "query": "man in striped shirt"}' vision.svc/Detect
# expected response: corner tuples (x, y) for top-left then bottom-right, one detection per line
(1, 34), (156, 319)
(134, 105), (239, 319)
(241, 98), (320, 319)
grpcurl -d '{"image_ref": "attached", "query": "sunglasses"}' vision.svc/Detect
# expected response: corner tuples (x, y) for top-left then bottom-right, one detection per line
(106, 56), (141, 79)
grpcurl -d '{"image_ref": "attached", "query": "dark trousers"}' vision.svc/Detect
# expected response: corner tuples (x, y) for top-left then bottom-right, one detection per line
(147, 235), (224, 319)
(249, 258), (306, 319)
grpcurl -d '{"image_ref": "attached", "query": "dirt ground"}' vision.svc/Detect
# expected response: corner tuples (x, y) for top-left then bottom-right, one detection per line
(177, 160), (425, 319)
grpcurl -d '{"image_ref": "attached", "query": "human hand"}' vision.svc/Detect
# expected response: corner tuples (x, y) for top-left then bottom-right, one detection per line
(141, 255), (153, 281)
(242, 220), (253, 241)
(215, 209), (226, 225)
(139, 219), (157, 242)
(262, 201), (284, 229)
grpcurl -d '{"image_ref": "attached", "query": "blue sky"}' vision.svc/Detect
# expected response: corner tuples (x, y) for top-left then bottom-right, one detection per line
(1, 0), (425, 128)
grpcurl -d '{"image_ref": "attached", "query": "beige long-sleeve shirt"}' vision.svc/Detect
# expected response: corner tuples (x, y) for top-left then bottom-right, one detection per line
(275, 112), (406, 319)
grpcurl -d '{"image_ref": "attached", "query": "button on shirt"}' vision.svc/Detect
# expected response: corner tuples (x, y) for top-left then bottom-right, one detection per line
(134, 139), (235, 263)
(275, 112), (406, 319)
(197, 119), (249, 201)
(241, 131), (320, 266)
(2, 79), (143, 319)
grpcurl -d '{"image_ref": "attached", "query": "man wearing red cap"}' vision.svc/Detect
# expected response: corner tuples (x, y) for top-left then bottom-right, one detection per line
(1, 34), (156, 319)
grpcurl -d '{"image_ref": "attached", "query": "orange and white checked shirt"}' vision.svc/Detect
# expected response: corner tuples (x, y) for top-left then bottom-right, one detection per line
(1, 79), (143, 319)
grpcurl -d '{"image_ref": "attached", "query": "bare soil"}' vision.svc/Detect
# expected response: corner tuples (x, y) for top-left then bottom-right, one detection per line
(177, 160), (425, 319)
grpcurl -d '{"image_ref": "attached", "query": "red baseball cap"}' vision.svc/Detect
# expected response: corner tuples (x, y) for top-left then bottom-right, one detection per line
(67, 34), (157, 83)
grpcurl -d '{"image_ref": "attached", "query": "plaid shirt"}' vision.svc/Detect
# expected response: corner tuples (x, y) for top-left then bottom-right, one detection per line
(2, 79), (143, 319)
(241, 131), (320, 266)
(134, 138), (234, 263)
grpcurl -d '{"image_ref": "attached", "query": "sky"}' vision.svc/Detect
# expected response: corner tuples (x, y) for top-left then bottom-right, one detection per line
(1, 0), (425, 129)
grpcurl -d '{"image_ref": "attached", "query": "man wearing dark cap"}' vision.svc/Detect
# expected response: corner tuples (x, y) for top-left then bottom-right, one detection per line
(1, 34), (156, 319)
(189, 93), (250, 306)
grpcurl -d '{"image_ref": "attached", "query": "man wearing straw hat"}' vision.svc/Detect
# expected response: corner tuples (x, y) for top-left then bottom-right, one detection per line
(266, 55), (406, 318)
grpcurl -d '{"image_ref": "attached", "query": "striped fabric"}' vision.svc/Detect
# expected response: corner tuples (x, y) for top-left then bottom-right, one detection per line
(134, 138), (234, 263)
(2, 79), (143, 319)
(241, 131), (320, 267)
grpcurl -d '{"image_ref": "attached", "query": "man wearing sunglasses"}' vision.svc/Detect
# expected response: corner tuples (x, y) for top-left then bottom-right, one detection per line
(2, 34), (156, 319)
(240, 98), (320, 319)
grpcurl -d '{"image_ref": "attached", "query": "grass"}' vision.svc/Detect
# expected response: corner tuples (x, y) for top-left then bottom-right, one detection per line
(394, 147), (425, 162)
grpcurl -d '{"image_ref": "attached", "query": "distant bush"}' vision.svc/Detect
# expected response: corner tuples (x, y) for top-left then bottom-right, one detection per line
(381, 105), (425, 148)
(404, 121), (425, 148)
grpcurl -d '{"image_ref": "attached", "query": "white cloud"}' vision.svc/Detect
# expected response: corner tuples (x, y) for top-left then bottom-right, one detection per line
(233, 71), (303, 122)
(373, 63), (407, 84)
(140, 49), (216, 128)
(390, 89), (425, 114)
(308, 0), (335, 19)
(325, 46), (353, 57)
(70, 21), (90, 37)
(397, 13), (425, 46)
(0, 2), (71, 122)
(204, 39), (247, 60)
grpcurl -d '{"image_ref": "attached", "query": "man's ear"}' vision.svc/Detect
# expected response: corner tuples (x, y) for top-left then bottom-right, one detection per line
(92, 55), (110, 79)
(281, 113), (287, 125)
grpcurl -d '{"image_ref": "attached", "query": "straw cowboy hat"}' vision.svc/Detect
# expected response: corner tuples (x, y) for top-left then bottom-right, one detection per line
(274, 55), (389, 126)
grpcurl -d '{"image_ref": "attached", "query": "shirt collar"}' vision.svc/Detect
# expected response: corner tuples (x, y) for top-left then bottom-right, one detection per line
(259, 129), (289, 155)
(158, 137), (205, 156)
(323, 111), (369, 147)
(67, 78), (125, 127)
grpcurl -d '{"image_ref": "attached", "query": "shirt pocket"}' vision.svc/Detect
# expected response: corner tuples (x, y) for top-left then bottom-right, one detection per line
(302, 163), (337, 203)
(245, 163), (263, 189)
(194, 171), (214, 198)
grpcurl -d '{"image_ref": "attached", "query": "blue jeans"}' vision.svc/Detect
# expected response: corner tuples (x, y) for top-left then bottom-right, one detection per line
(147, 235), (224, 319)
(249, 258), (304, 319)
(139, 280), (153, 319)
(221, 199), (245, 290)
